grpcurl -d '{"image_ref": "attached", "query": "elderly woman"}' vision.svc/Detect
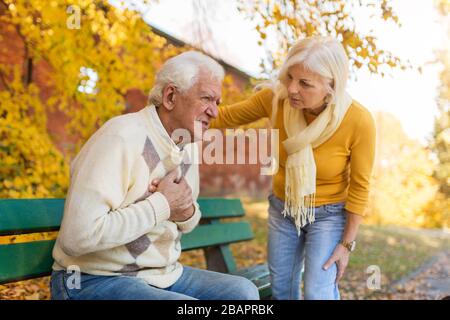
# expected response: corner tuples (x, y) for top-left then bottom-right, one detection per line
(209, 37), (376, 300)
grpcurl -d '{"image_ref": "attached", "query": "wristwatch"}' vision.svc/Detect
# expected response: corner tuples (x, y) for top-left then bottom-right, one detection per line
(340, 240), (356, 252)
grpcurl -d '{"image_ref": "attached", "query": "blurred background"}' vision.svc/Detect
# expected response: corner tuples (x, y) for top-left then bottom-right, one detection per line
(0, 0), (449, 299)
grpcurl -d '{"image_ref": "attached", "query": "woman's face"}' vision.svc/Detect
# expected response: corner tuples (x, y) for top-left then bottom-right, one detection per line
(284, 63), (330, 111)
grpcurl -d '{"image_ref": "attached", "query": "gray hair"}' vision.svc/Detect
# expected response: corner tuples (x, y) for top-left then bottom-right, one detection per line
(148, 51), (225, 107)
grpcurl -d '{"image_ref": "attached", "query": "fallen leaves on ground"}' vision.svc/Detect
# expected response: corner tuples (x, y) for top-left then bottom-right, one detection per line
(0, 277), (50, 300)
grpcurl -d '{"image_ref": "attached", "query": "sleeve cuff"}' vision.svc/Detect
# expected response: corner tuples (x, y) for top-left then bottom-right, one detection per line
(175, 203), (201, 233)
(146, 192), (171, 224)
(344, 202), (367, 217)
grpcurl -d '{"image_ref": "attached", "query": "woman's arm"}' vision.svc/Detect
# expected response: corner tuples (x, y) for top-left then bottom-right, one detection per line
(323, 107), (376, 283)
(344, 108), (377, 215)
(211, 87), (274, 128)
(342, 209), (363, 243)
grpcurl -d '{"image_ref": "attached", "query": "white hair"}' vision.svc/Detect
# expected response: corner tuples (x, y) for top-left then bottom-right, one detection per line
(267, 37), (349, 123)
(148, 51), (225, 107)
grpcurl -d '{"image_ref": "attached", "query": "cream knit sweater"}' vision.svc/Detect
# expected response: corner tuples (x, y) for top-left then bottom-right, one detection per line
(52, 105), (201, 288)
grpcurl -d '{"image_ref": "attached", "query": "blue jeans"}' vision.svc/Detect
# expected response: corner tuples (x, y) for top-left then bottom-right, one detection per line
(50, 265), (260, 300)
(267, 193), (346, 300)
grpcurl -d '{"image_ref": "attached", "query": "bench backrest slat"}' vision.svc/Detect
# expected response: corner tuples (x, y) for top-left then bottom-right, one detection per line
(181, 222), (253, 251)
(0, 199), (64, 235)
(0, 198), (245, 236)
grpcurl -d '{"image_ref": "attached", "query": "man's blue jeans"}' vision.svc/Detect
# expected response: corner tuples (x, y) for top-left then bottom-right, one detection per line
(50, 265), (260, 300)
(267, 193), (346, 300)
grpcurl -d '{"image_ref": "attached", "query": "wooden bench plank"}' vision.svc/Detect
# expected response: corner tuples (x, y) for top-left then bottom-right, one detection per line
(0, 198), (245, 236)
(197, 198), (245, 219)
(0, 199), (64, 235)
(0, 222), (254, 284)
(233, 263), (270, 281)
(0, 240), (56, 284)
(233, 264), (272, 299)
(181, 222), (253, 251)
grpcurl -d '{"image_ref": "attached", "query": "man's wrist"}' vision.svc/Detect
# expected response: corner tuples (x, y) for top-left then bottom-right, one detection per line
(175, 204), (195, 222)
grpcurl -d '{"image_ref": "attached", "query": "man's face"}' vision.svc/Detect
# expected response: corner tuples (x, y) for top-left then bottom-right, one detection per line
(170, 72), (222, 142)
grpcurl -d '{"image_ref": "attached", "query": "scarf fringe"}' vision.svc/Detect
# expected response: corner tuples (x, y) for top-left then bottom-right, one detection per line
(282, 165), (316, 235)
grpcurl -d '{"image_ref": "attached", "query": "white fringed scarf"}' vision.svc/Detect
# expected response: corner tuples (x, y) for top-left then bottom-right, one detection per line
(280, 92), (353, 234)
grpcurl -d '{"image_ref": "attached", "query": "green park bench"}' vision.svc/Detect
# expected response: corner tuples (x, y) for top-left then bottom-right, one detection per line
(0, 198), (271, 299)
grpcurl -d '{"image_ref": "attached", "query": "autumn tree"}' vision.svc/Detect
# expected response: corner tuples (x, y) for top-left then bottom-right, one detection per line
(0, 0), (172, 197)
(0, 0), (258, 198)
(236, 0), (409, 76)
(367, 112), (439, 227)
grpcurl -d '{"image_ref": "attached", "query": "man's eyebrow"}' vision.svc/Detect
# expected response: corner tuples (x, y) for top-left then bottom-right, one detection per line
(200, 91), (220, 98)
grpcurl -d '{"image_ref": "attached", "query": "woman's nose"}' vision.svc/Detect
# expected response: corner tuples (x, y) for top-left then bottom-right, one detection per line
(288, 82), (299, 94)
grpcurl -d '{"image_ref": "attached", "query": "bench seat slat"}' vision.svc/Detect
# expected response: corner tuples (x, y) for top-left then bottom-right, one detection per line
(233, 264), (272, 299)
(181, 222), (253, 251)
(0, 198), (245, 235)
(233, 263), (270, 281)
(0, 222), (254, 284)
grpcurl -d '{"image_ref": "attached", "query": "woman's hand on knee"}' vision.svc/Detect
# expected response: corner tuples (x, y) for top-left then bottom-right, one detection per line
(322, 244), (350, 284)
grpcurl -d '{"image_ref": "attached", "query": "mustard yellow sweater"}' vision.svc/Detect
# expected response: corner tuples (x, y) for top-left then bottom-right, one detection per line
(211, 88), (376, 216)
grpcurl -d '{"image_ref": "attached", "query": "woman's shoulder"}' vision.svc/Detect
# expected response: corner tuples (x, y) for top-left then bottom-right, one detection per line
(346, 100), (375, 127)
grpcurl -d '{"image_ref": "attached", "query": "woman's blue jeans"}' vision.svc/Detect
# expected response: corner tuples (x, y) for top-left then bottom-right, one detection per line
(267, 193), (346, 300)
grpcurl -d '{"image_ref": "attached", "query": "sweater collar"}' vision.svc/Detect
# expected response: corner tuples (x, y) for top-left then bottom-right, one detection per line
(143, 105), (189, 150)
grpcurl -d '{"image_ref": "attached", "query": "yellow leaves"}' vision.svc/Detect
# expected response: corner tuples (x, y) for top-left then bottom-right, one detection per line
(12, 177), (24, 188)
(0, 87), (70, 198)
(305, 22), (315, 37)
(272, 3), (283, 23)
(3, 180), (13, 189)
(0, 232), (58, 245)
(0, 277), (51, 300)
(237, 0), (407, 75)
(387, 60), (397, 68)
(8, 3), (16, 12)
(360, 47), (369, 59)
(344, 32), (363, 49)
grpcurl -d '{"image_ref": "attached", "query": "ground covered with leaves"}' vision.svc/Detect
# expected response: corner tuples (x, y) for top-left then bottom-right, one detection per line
(1, 200), (449, 300)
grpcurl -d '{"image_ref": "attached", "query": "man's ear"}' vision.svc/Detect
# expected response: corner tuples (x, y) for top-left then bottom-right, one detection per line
(161, 84), (177, 111)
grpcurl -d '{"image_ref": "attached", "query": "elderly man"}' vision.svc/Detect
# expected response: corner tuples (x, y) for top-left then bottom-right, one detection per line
(50, 51), (259, 300)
